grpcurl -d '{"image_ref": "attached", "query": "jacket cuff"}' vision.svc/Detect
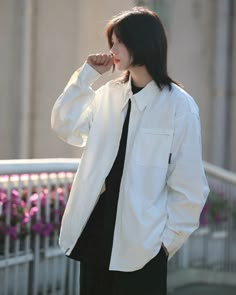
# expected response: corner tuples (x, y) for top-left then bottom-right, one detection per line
(73, 62), (101, 87)
(161, 227), (183, 259)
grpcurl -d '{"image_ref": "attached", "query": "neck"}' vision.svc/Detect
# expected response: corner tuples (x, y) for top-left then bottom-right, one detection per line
(129, 66), (152, 88)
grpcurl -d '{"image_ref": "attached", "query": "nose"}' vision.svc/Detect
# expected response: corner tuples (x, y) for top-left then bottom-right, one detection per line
(110, 44), (118, 56)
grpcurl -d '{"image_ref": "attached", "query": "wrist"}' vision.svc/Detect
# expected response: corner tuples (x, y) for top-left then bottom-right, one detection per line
(86, 60), (107, 75)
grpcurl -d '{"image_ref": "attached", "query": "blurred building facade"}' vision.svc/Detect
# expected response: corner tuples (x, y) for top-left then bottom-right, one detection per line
(0, 0), (235, 171)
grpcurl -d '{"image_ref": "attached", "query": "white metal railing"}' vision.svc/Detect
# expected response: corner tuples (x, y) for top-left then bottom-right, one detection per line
(0, 159), (236, 294)
(204, 161), (236, 185)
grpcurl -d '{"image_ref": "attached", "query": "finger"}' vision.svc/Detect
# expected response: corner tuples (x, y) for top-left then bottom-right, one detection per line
(92, 56), (98, 64)
(101, 54), (108, 66)
(104, 54), (113, 66)
(104, 57), (109, 67)
(95, 54), (102, 65)
(100, 56), (106, 65)
(88, 55), (97, 65)
(100, 55), (106, 65)
(98, 54), (109, 65)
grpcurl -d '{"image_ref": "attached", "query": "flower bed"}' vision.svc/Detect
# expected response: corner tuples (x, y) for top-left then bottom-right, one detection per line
(1, 175), (236, 252)
(0, 183), (71, 249)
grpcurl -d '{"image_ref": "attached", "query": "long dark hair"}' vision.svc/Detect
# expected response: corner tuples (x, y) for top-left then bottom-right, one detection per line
(106, 7), (179, 90)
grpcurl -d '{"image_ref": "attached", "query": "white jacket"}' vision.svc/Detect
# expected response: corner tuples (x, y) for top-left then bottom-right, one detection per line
(51, 62), (209, 271)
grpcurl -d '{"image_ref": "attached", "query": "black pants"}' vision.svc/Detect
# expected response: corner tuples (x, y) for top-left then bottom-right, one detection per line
(79, 247), (167, 295)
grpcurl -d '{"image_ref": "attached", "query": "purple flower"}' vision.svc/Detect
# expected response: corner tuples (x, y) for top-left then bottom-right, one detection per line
(22, 212), (30, 224)
(29, 206), (38, 219)
(31, 221), (43, 234)
(57, 187), (64, 195)
(0, 188), (7, 202)
(30, 193), (39, 205)
(59, 195), (65, 207)
(31, 221), (53, 237)
(30, 206), (38, 217)
(11, 189), (19, 201)
(0, 184), (71, 240)
(41, 223), (53, 237)
(19, 200), (26, 208)
(5, 226), (17, 240)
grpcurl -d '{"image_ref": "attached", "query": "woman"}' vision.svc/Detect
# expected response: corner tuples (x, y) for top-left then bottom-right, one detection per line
(51, 6), (209, 295)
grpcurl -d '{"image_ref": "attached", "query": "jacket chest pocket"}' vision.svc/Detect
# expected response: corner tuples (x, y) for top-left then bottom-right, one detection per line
(135, 128), (173, 169)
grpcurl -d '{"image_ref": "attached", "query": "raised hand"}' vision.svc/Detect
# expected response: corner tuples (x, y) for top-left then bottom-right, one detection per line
(87, 53), (114, 74)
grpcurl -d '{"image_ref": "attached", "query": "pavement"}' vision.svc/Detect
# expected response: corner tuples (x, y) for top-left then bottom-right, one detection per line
(168, 284), (236, 295)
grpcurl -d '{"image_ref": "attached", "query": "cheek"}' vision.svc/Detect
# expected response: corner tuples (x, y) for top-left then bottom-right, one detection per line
(120, 45), (131, 59)
(126, 50), (133, 64)
(123, 51), (132, 64)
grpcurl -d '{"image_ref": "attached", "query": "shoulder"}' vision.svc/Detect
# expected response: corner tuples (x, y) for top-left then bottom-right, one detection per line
(96, 78), (124, 94)
(105, 78), (125, 89)
(166, 83), (199, 118)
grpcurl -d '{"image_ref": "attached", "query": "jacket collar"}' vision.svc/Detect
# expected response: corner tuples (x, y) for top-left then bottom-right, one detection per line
(122, 74), (161, 112)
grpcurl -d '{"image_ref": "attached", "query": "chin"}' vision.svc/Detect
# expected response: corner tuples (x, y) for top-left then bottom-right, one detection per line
(115, 65), (124, 71)
(116, 64), (129, 71)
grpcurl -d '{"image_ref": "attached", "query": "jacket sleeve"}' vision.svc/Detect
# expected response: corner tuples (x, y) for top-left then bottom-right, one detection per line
(161, 103), (210, 259)
(51, 62), (102, 147)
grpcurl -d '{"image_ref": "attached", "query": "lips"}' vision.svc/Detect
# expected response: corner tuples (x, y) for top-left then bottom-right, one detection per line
(113, 58), (120, 64)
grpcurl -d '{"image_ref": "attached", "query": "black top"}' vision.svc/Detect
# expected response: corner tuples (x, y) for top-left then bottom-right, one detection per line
(68, 83), (143, 268)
